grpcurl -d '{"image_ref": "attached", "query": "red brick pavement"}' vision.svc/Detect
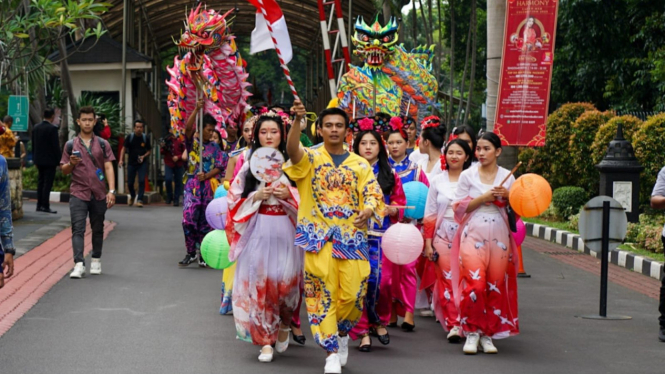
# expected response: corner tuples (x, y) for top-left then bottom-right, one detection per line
(523, 236), (660, 300)
(0, 221), (116, 337)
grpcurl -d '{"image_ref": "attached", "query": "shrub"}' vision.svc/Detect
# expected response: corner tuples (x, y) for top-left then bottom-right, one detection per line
(590, 115), (642, 166)
(22, 166), (71, 193)
(552, 186), (588, 219)
(633, 113), (665, 204)
(569, 110), (614, 193)
(567, 211), (581, 231)
(519, 103), (596, 189)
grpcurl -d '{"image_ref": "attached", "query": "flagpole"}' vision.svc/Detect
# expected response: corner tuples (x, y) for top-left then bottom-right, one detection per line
(255, 0), (300, 101)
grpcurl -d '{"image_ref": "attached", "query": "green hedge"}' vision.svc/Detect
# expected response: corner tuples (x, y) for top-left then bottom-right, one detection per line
(22, 166), (71, 193)
(552, 186), (587, 219)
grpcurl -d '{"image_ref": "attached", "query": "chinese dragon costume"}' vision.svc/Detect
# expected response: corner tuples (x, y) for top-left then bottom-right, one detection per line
(166, 5), (251, 138)
(337, 16), (438, 121)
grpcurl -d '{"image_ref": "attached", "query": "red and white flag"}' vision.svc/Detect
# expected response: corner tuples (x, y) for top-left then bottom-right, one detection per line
(247, 0), (293, 64)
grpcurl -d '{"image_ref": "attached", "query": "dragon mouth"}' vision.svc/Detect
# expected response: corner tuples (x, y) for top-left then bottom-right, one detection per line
(179, 45), (206, 71)
(361, 48), (388, 67)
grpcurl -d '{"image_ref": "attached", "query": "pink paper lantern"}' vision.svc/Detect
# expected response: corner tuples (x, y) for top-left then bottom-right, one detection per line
(205, 198), (228, 230)
(512, 218), (526, 246)
(381, 223), (424, 265)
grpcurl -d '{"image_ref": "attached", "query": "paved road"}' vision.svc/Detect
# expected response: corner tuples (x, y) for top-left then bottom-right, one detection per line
(0, 203), (661, 374)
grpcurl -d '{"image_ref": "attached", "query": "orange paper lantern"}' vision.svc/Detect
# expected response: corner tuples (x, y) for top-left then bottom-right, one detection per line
(509, 173), (552, 218)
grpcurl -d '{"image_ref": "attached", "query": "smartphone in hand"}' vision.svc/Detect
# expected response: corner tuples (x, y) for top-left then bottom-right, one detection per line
(72, 150), (82, 158)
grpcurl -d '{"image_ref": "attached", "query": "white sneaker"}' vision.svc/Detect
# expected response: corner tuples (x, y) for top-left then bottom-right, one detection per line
(480, 335), (498, 353)
(90, 259), (102, 275)
(447, 326), (462, 343)
(324, 353), (342, 374)
(337, 335), (349, 367)
(419, 309), (434, 317)
(275, 327), (290, 353)
(70, 262), (85, 279)
(258, 345), (273, 362)
(463, 332), (480, 354)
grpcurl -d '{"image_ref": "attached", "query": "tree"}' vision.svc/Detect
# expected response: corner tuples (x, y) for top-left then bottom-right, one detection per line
(0, 0), (109, 125)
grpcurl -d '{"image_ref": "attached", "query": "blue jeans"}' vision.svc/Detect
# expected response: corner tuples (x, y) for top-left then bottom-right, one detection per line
(164, 165), (184, 203)
(127, 162), (148, 202)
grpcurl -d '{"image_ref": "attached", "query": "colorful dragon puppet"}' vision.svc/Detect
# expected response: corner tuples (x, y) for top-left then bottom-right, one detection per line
(165, 5), (251, 138)
(336, 16), (437, 122)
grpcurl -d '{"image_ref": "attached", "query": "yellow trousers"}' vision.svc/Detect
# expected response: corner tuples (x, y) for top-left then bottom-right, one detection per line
(304, 243), (370, 353)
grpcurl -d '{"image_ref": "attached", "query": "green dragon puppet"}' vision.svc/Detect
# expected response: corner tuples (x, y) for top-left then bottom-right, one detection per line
(336, 16), (438, 121)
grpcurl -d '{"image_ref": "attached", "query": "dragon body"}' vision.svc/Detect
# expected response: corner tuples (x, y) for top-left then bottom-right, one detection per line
(337, 16), (437, 121)
(166, 6), (251, 138)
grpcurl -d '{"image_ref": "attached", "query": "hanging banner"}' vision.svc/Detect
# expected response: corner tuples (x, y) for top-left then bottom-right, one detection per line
(494, 0), (560, 146)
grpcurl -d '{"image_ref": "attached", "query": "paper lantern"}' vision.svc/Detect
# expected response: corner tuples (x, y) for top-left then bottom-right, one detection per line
(205, 198), (228, 230)
(509, 174), (552, 218)
(201, 230), (234, 270)
(381, 223), (424, 265)
(512, 218), (526, 246)
(402, 181), (428, 220)
(214, 185), (228, 199)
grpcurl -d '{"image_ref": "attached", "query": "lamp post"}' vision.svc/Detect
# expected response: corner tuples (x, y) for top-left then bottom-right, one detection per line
(595, 124), (643, 223)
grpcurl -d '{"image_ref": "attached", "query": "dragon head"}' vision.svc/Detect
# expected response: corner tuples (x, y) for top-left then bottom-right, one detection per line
(352, 15), (399, 70)
(176, 5), (234, 71)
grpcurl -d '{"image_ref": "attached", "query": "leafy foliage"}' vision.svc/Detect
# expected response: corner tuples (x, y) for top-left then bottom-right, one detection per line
(590, 115), (642, 166)
(569, 110), (614, 192)
(633, 113), (665, 204)
(551, 186), (587, 220)
(519, 103), (596, 189)
(551, 0), (665, 112)
(22, 165), (70, 192)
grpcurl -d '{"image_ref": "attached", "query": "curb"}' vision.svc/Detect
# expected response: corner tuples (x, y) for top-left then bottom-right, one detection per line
(525, 222), (664, 281)
(22, 190), (162, 205)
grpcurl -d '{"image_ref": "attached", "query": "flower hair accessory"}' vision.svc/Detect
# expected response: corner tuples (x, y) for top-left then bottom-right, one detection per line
(389, 116), (403, 132)
(440, 154), (447, 171)
(349, 114), (388, 133)
(421, 115), (441, 130)
(260, 110), (293, 128)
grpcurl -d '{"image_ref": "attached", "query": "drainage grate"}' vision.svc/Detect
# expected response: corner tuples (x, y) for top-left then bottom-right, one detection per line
(543, 251), (586, 256)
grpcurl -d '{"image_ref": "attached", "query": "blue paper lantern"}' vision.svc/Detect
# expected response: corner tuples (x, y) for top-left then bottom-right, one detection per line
(214, 185), (228, 199)
(402, 181), (428, 220)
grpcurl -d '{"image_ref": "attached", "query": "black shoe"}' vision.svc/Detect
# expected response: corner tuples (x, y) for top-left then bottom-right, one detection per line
(165, 199), (172, 205)
(178, 254), (197, 267)
(173, 201), (179, 207)
(198, 257), (208, 268)
(36, 206), (43, 212)
(660, 328), (665, 342)
(291, 325), (306, 345)
(376, 326), (390, 345)
(40, 208), (57, 214)
(387, 322), (398, 328)
(358, 334), (372, 352)
(401, 322), (415, 332)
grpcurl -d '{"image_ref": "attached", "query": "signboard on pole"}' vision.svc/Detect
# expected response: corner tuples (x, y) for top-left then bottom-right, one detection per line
(8, 95), (29, 132)
(493, 0), (560, 146)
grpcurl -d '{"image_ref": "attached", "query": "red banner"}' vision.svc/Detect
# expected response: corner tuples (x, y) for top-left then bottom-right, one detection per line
(494, 0), (560, 146)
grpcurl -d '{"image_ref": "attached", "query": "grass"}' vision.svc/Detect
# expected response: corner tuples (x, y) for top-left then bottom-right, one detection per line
(522, 216), (577, 234)
(523, 217), (662, 263)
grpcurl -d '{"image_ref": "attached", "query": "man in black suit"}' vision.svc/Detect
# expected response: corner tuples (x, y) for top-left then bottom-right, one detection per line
(32, 108), (61, 213)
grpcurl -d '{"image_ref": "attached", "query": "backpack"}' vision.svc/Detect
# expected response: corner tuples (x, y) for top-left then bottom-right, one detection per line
(66, 137), (106, 156)
(129, 133), (147, 144)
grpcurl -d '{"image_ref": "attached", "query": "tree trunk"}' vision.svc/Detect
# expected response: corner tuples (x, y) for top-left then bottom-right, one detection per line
(59, 93), (69, 149)
(457, 8), (474, 125)
(418, 0), (432, 46)
(412, 1), (418, 45)
(448, 0), (455, 126)
(57, 36), (78, 146)
(464, 0), (477, 127)
(382, 2), (392, 23)
(486, 0), (505, 132)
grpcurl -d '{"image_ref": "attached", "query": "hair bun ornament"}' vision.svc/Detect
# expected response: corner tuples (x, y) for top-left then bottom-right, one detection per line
(421, 115), (441, 130)
(389, 116), (403, 132)
(440, 154), (447, 171)
(349, 116), (384, 133)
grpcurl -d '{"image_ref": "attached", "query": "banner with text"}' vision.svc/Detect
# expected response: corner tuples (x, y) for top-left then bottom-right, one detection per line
(494, 0), (559, 146)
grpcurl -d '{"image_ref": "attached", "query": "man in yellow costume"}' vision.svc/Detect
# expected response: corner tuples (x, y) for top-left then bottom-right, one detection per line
(285, 100), (384, 374)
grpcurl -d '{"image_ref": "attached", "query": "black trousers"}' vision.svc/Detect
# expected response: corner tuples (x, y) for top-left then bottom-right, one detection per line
(660, 236), (665, 328)
(69, 196), (107, 265)
(37, 165), (57, 210)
